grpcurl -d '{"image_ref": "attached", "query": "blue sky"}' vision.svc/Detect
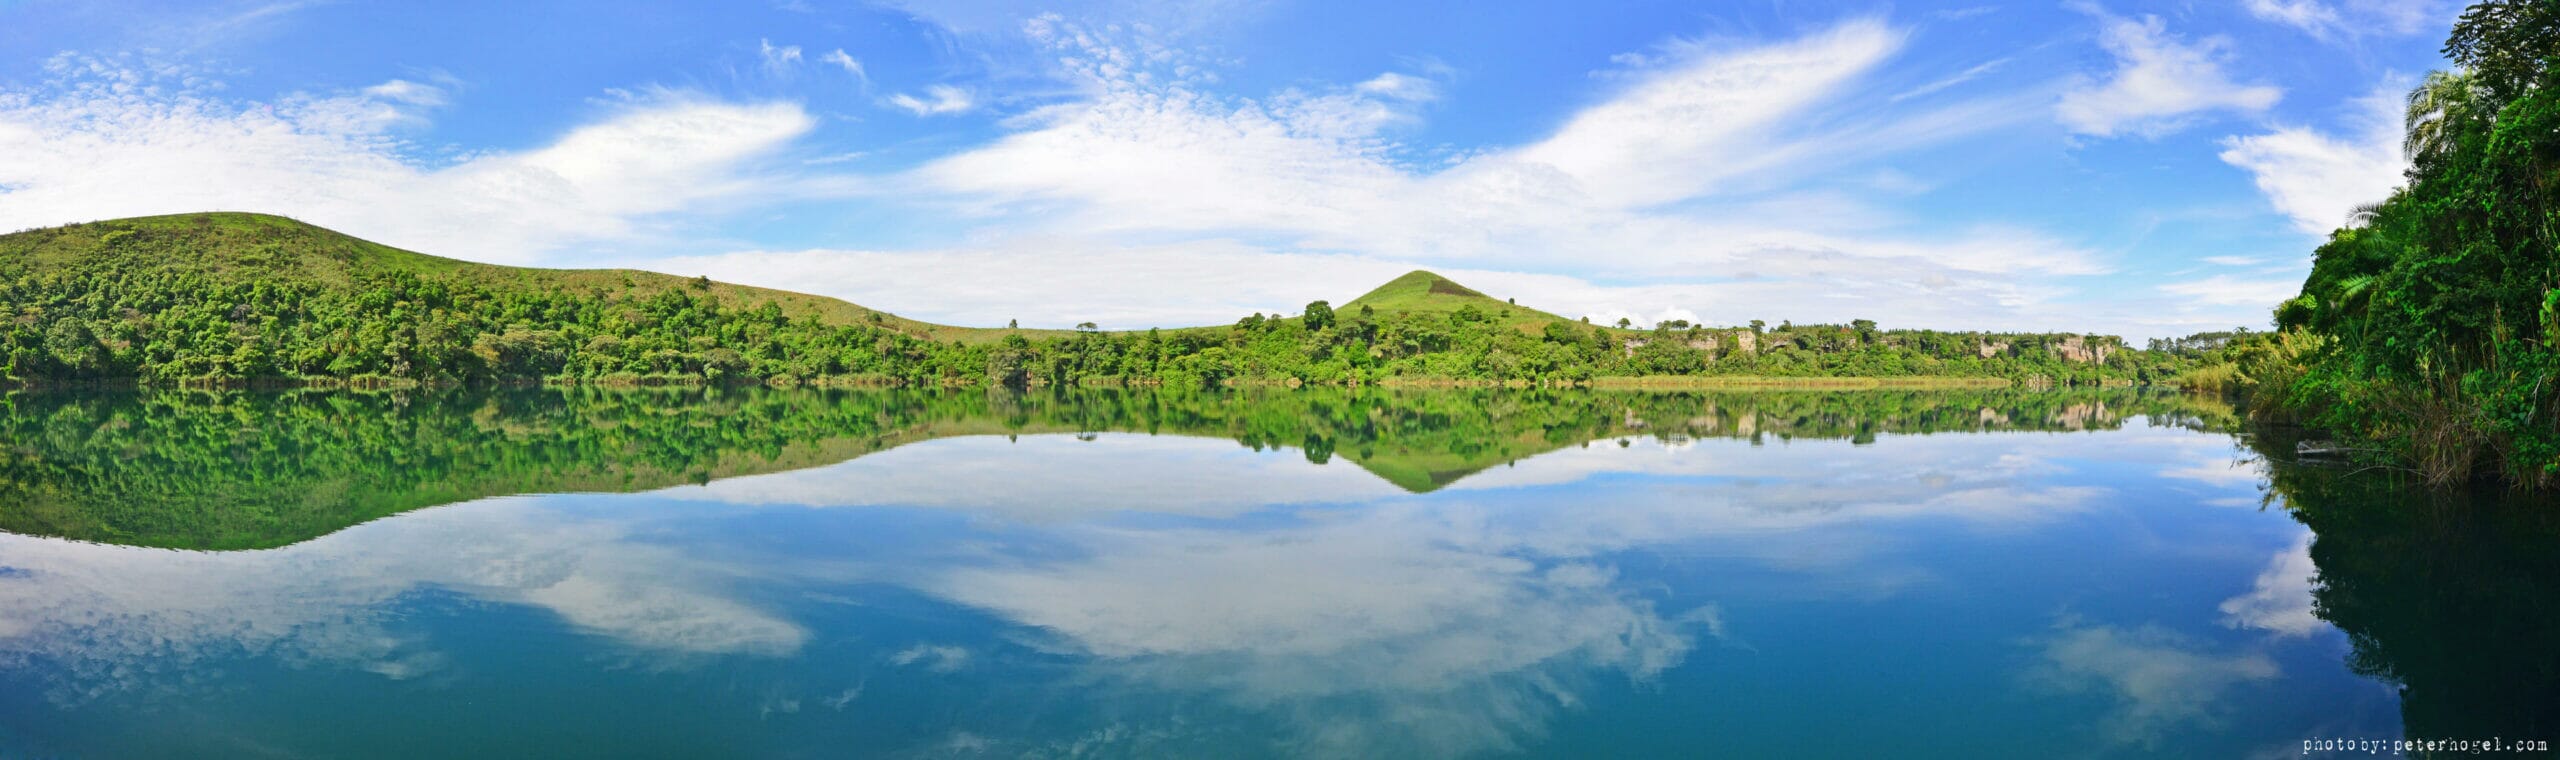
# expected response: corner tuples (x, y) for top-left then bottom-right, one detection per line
(0, 0), (2457, 338)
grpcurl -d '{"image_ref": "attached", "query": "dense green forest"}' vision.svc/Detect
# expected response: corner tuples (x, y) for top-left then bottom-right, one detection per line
(0, 213), (2189, 389)
(2195, 0), (2560, 487)
(0, 385), (2226, 549)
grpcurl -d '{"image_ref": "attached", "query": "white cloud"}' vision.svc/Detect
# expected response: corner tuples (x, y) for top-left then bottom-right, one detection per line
(2159, 274), (2302, 308)
(1512, 20), (1906, 208)
(820, 48), (869, 87)
(791, 18), (2122, 334)
(0, 59), (817, 263)
(360, 78), (447, 107)
(2244, 0), (2449, 40)
(879, 0), (1269, 40)
(759, 38), (803, 73)
(1355, 72), (1437, 101)
(1890, 57), (2010, 103)
(2058, 14), (2281, 138)
(2218, 82), (2408, 235)
(885, 84), (976, 116)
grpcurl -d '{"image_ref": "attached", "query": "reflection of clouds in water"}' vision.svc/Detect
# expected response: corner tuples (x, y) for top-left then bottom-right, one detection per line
(913, 428), (2178, 754)
(2161, 456), (2272, 490)
(889, 643), (971, 672)
(935, 519), (1699, 756)
(1462, 420), (2261, 500)
(2031, 621), (2279, 746)
(676, 427), (2122, 540)
(2220, 533), (2325, 637)
(1444, 429), (2061, 494)
(663, 434), (1401, 518)
(0, 500), (803, 704)
(0, 415), (2282, 755)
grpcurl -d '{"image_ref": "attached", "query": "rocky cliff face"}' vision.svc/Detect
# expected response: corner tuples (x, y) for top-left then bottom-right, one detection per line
(2054, 335), (2115, 364)
(1981, 335), (2117, 364)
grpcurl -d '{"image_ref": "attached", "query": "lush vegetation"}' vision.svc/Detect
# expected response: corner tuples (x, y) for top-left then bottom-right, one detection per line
(2, 213), (2182, 389)
(0, 385), (2225, 549)
(2213, 1), (2560, 486)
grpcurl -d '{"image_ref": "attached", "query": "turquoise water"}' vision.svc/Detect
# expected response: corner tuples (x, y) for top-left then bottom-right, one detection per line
(0, 389), (2551, 757)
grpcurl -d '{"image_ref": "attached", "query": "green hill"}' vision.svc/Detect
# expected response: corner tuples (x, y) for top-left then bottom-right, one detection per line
(0, 214), (1535, 343)
(1344, 270), (1578, 332)
(0, 212), (1054, 345)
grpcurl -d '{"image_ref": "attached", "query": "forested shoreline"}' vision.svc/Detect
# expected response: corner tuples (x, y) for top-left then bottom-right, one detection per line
(2, 213), (2190, 391)
(2186, 1), (2560, 488)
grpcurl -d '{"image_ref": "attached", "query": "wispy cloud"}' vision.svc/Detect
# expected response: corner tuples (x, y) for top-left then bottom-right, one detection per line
(1890, 57), (2010, 103)
(2218, 81), (2408, 235)
(2159, 274), (2301, 307)
(758, 38), (803, 74)
(2243, 0), (2450, 41)
(2058, 12), (2280, 138)
(820, 48), (869, 88)
(885, 84), (975, 116)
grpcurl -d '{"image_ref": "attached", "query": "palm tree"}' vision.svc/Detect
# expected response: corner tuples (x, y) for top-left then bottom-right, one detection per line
(2403, 70), (2483, 168)
(2345, 199), (2388, 228)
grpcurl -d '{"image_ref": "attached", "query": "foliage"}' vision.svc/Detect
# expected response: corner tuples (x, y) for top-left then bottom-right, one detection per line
(2, 213), (2179, 389)
(2248, 1), (2560, 485)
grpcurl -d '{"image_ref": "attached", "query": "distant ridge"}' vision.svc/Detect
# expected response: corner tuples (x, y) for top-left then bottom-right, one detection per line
(2, 212), (2155, 389)
(2, 214), (1578, 337)
(0, 212), (1075, 344)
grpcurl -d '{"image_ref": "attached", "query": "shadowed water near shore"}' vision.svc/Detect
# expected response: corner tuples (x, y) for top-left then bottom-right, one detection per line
(0, 388), (2550, 757)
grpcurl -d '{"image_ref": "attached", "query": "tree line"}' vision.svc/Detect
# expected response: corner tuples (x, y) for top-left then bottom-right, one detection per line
(2203, 0), (2560, 486)
(0, 216), (2195, 389)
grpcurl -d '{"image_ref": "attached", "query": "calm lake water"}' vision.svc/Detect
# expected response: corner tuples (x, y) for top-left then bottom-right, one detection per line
(0, 388), (2552, 758)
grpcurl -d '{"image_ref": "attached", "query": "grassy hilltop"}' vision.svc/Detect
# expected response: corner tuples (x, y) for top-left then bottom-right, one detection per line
(1343, 270), (1575, 331)
(2, 212), (2182, 387)
(0, 212), (1040, 345)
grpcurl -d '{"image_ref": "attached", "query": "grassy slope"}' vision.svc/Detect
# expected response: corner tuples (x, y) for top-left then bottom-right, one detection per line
(0, 212), (1082, 345)
(1344, 270), (1579, 333)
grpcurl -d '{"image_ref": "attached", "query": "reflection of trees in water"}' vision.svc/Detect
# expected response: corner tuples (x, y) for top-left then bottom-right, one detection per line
(0, 386), (2234, 549)
(2251, 429), (2560, 744)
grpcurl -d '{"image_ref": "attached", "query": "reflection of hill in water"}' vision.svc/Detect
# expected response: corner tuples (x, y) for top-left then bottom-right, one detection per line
(0, 387), (2235, 550)
(2245, 429), (2560, 746)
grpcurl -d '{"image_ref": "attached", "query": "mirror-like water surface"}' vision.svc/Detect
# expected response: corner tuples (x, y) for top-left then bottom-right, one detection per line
(0, 388), (2551, 757)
